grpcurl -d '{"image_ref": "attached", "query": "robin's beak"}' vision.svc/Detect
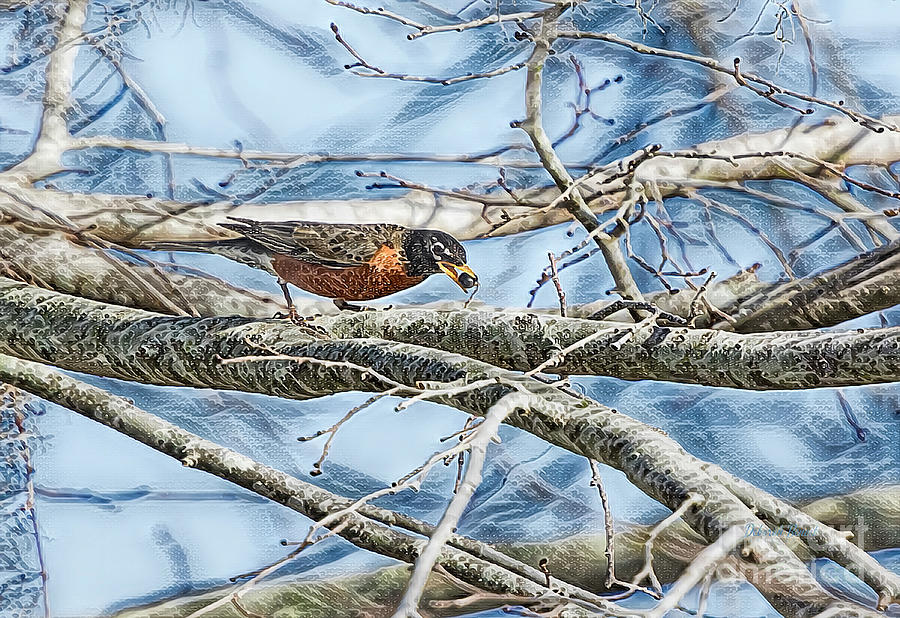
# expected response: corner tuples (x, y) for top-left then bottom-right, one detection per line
(438, 262), (478, 291)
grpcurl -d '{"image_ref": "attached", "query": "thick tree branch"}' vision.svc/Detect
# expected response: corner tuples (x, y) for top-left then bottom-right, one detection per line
(319, 309), (900, 389)
(717, 238), (900, 331)
(4, 115), (897, 248)
(0, 352), (626, 617)
(10, 0), (89, 181)
(0, 279), (894, 616)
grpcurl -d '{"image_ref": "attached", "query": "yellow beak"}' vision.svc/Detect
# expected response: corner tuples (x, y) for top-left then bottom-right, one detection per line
(438, 262), (478, 291)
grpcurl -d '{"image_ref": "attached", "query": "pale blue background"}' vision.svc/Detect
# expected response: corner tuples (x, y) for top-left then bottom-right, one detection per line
(1, 1), (899, 616)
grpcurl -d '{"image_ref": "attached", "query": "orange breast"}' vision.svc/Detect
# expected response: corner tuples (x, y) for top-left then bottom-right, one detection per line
(272, 245), (427, 301)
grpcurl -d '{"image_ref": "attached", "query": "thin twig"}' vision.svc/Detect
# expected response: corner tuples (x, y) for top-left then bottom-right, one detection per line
(331, 23), (526, 85)
(518, 8), (645, 306)
(589, 460), (616, 589)
(556, 30), (897, 133)
(605, 493), (705, 600)
(298, 389), (399, 476)
(547, 252), (567, 317)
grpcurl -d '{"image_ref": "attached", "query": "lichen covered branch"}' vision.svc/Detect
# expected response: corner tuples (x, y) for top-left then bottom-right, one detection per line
(0, 279), (894, 616)
(320, 309), (900, 389)
(0, 352), (627, 617)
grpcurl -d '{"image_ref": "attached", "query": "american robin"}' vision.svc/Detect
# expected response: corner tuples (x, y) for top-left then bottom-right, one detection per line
(152, 218), (478, 315)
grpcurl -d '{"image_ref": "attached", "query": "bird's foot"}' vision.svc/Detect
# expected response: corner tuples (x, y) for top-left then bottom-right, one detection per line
(273, 307), (301, 322)
(333, 299), (374, 312)
(273, 308), (329, 337)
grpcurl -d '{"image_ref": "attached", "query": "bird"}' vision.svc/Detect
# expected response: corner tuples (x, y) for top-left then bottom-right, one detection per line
(151, 217), (478, 317)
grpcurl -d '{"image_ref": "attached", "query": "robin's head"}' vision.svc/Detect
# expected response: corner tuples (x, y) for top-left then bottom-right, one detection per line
(403, 229), (478, 290)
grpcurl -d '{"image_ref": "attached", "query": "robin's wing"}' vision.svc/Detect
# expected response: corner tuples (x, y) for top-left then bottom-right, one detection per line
(220, 218), (407, 268)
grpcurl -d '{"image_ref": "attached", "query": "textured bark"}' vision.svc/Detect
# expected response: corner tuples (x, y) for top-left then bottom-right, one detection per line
(0, 278), (894, 616)
(2, 222), (894, 390)
(0, 223), (286, 318)
(319, 309), (900, 389)
(0, 353), (623, 617)
(717, 239), (900, 332)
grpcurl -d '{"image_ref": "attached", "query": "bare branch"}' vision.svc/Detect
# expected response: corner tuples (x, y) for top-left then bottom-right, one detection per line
(407, 9), (548, 40)
(331, 23), (526, 85)
(556, 30), (897, 133)
(10, 0), (90, 180)
(547, 251), (567, 317)
(393, 392), (528, 617)
(517, 8), (644, 303)
(0, 352), (630, 617)
(643, 525), (745, 618)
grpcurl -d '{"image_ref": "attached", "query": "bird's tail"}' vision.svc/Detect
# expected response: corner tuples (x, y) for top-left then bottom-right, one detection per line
(147, 238), (244, 254)
(218, 216), (259, 235)
(149, 217), (263, 253)
(147, 236), (277, 275)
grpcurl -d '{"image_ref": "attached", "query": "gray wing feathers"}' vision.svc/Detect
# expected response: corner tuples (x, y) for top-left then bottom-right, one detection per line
(221, 217), (407, 267)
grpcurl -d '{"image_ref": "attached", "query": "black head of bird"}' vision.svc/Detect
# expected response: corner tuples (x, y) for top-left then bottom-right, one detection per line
(403, 229), (478, 290)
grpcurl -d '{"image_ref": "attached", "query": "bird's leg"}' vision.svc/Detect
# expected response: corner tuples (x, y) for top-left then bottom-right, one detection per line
(333, 298), (370, 312)
(274, 279), (329, 337)
(275, 279), (300, 323)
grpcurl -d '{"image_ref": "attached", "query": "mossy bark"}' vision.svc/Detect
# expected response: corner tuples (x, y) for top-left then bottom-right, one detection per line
(0, 353), (625, 617)
(0, 278), (894, 616)
(319, 309), (900, 390)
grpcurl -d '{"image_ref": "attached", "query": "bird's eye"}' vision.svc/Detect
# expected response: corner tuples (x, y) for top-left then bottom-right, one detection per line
(432, 241), (445, 253)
